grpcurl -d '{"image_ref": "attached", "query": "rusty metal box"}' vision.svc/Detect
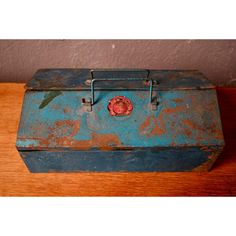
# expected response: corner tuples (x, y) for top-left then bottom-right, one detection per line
(16, 69), (224, 172)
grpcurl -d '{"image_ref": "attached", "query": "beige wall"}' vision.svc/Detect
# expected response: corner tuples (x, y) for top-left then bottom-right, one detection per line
(0, 40), (236, 85)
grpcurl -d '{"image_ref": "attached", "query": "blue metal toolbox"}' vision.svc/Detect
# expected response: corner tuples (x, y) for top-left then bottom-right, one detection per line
(16, 69), (224, 172)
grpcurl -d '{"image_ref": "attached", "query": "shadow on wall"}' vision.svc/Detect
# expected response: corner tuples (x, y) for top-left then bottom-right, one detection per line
(0, 40), (236, 85)
(213, 88), (236, 170)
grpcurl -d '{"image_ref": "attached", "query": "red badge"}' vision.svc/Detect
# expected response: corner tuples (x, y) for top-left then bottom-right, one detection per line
(108, 96), (133, 116)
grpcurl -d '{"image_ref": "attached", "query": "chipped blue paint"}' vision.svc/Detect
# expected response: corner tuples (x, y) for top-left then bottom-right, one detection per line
(16, 69), (225, 172)
(17, 90), (224, 148)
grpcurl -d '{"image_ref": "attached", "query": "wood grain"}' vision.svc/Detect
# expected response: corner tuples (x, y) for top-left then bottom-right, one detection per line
(0, 83), (236, 196)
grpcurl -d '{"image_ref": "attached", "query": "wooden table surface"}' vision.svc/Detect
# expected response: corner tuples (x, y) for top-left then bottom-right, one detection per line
(0, 83), (236, 196)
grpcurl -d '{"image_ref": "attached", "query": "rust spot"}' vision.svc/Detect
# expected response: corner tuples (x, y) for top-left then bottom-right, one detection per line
(183, 129), (192, 137)
(51, 104), (61, 110)
(140, 115), (164, 137)
(163, 106), (184, 114)
(139, 106), (185, 137)
(32, 119), (121, 150)
(63, 107), (71, 113)
(51, 120), (80, 137)
(213, 129), (224, 140)
(139, 116), (151, 133)
(38, 120), (80, 147)
(200, 146), (213, 152)
(30, 121), (48, 134)
(139, 114), (166, 137)
(73, 132), (121, 151)
(183, 119), (223, 141)
(49, 132), (120, 150)
(150, 115), (166, 136)
(172, 98), (183, 103)
(135, 91), (147, 99)
(182, 119), (202, 131)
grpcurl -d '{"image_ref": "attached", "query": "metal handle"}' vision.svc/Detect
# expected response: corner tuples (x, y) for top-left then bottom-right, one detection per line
(82, 69), (158, 111)
(90, 69), (154, 105)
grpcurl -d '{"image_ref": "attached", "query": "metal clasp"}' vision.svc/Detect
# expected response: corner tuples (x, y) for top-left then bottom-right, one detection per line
(81, 97), (92, 112)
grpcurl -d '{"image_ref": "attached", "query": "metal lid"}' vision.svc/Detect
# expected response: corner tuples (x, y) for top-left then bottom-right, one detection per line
(25, 69), (215, 91)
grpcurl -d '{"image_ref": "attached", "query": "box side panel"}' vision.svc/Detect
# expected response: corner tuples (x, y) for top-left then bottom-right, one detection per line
(19, 146), (222, 173)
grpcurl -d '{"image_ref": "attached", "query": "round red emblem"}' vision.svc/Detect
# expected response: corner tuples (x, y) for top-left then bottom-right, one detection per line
(108, 96), (133, 116)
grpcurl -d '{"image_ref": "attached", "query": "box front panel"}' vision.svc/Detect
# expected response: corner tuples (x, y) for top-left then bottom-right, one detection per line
(17, 89), (224, 150)
(20, 146), (222, 172)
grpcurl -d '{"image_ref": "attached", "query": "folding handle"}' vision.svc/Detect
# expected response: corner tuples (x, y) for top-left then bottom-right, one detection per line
(82, 69), (158, 111)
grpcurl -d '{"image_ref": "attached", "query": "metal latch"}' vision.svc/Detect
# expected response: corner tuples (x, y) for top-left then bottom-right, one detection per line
(81, 97), (92, 112)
